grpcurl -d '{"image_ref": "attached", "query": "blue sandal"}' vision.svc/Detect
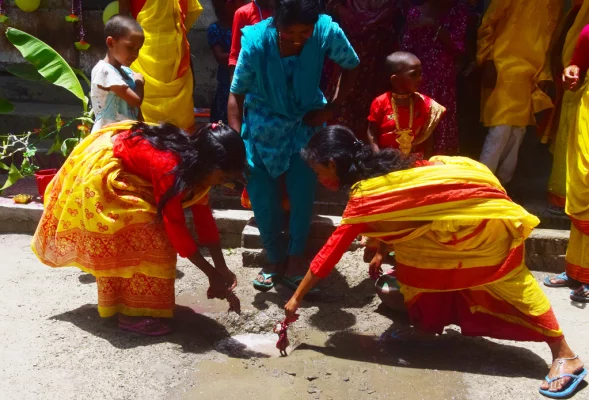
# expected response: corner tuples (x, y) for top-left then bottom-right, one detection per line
(570, 285), (589, 303)
(252, 271), (281, 292)
(544, 272), (572, 288)
(539, 362), (587, 399)
(281, 276), (320, 296)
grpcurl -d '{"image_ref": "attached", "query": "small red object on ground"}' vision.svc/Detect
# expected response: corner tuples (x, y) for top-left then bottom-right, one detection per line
(274, 314), (299, 356)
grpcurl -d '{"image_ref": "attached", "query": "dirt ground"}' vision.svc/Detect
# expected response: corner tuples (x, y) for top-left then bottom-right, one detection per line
(1, 233), (587, 400)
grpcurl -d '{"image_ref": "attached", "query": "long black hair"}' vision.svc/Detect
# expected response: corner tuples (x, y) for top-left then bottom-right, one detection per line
(302, 125), (417, 187)
(128, 122), (246, 217)
(273, 0), (321, 27)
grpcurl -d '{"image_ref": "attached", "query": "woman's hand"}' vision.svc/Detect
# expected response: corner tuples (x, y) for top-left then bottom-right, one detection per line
(284, 296), (300, 319)
(304, 108), (334, 127)
(207, 268), (230, 298)
(368, 253), (384, 280)
(133, 72), (145, 84)
(218, 267), (237, 291)
(563, 65), (581, 91)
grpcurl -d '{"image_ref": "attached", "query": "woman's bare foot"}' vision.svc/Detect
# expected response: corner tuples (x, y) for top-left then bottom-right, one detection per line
(255, 262), (285, 285)
(542, 339), (585, 393)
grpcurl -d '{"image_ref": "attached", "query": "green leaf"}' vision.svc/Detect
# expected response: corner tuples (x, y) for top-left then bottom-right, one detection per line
(55, 114), (62, 132)
(23, 145), (37, 158)
(5, 28), (88, 109)
(20, 157), (36, 176)
(47, 134), (62, 155)
(0, 164), (24, 191)
(60, 138), (79, 157)
(0, 161), (9, 171)
(5, 63), (44, 82)
(76, 116), (95, 125)
(0, 97), (15, 113)
(72, 68), (91, 88)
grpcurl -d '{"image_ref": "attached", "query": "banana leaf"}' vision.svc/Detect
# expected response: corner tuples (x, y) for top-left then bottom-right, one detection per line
(0, 96), (15, 113)
(5, 28), (87, 110)
(5, 63), (44, 82)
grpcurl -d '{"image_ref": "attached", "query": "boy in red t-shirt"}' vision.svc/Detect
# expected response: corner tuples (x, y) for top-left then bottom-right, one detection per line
(228, 0), (274, 76)
(367, 51), (445, 158)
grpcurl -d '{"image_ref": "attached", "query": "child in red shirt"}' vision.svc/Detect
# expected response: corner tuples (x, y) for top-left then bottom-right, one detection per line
(367, 51), (445, 157)
(228, 0), (274, 75)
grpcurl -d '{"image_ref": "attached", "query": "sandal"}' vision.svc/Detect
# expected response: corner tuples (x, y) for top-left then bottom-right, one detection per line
(252, 270), (282, 292)
(570, 285), (589, 303)
(539, 356), (587, 399)
(118, 318), (172, 336)
(281, 276), (320, 296)
(544, 272), (574, 288)
(546, 204), (566, 216)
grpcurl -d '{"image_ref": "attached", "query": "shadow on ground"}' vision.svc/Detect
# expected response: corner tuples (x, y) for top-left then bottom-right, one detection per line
(50, 304), (269, 359)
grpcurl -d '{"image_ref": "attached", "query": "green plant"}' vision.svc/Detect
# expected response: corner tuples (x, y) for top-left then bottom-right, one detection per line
(0, 28), (93, 192)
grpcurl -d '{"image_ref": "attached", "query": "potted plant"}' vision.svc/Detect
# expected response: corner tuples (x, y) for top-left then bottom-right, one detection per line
(0, 28), (93, 200)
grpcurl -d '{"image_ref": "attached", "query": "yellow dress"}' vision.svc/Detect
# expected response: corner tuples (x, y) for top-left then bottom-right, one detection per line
(131, 0), (203, 131)
(548, 1), (589, 207)
(477, 0), (561, 127)
(566, 73), (589, 284)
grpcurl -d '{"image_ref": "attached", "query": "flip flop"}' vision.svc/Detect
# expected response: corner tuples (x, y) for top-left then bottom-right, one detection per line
(539, 368), (588, 398)
(570, 285), (589, 303)
(118, 318), (172, 336)
(252, 270), (281, 292)
(382, 328), (438, 347)
(280, 276), (320, 295)
(544, 272), (571, 288)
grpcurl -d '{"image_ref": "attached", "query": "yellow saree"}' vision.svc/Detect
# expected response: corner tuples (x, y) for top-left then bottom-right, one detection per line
(131, 0), (202, 131)
(341, 157), (562, 341)
(31, 122), (210, 317)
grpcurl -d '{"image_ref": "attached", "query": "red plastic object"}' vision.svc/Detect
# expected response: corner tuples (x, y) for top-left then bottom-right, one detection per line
(34, 169), (57, 202)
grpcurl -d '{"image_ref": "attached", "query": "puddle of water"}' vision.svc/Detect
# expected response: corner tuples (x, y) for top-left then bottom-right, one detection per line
(176, 291), (253, 314)
(216, 333), (289, 358)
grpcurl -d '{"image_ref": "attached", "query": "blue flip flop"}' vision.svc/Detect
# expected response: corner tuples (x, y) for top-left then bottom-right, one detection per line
(544, 272), (571, 288)
(570, 285), (589, 303)
(539, 368), (587, 398)
(252, 271), (281, 292)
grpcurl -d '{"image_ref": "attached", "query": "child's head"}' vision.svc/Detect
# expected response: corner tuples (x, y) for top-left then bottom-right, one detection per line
(213, 0), (248, 24)
(104, 15), (144, 67)
(386, 51), (422, 95)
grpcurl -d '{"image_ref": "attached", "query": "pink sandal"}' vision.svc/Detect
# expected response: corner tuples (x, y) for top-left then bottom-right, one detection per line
(118, 318), (173, 336)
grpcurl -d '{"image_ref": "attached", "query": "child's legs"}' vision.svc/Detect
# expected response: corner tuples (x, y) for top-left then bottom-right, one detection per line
(496, 126), (526, 184)
(479, 125), (512, 173)
(246, 150), (287, 264)
(284, 152), (316, 258)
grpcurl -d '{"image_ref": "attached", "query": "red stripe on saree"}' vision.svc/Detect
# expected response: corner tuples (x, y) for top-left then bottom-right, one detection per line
(343, 183), (510, 220)
(395, 245), (524, 291)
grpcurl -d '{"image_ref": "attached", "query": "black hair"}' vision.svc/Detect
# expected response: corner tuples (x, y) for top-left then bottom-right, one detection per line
(127, 122), (246, 218)
(302, 125), (417, 187)
(273, 0), (321, 27)
(211, 0), (229, 23)
(104, 15), (143, 40)
(385, 51), (420, 75)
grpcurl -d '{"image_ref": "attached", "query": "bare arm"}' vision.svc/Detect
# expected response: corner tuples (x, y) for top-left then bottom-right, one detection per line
(331, 66), (359, 107)
(108, 82), (144, 108)
(211, 44), (229, 66)
(227, 92), (245, 133)
(367, 122), (380, 152)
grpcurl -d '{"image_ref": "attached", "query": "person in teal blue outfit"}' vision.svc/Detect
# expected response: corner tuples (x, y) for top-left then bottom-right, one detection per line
(228, 0), (359, 292)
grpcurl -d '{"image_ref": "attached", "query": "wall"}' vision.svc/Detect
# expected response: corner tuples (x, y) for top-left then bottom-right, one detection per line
(0, 0), (218, 107)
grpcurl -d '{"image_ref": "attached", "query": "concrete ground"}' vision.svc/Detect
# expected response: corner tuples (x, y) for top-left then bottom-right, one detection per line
(1, 233), (587, 400)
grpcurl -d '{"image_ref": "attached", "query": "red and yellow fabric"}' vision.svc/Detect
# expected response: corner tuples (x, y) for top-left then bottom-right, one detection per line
(566, 62), (589, 285)
(130, 0), (202, 131)
(367, 92), (445, 155)
(31, 121), (211, 318)
(546, 1), (589, 208)
(333, 156), (561, 341)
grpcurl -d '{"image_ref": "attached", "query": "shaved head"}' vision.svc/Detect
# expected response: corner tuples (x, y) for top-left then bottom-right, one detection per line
(386, 51), (421, 75)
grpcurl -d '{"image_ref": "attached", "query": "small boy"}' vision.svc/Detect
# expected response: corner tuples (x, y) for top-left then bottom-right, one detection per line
(367, 51), (445, 157)
(91, 15), (145, 132)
